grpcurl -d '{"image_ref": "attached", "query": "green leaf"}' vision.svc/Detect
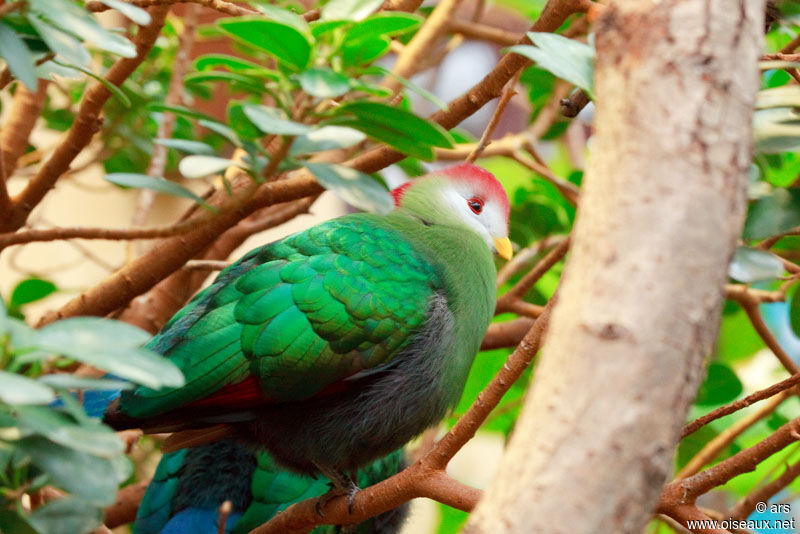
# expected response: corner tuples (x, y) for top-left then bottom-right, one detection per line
(34, 318), (184, 389)
(310, 20), (350, 38)
(51, 59), (132, 108)
(342, 36), (390, 66)
(366, 65), (448, 110)
(13, 406), (123, 457)
(299, 67), (350, 98)
(9, 278), (56, 308)
(0, 510), (38, 534)
(105, 173), (211, 208)
(728, 246), (785, 282)
(305, 162), (393, 214)
(344, 13), (422, 42)
(695, 362), (743, 406)
(99, 0), (151, 24)
(155, 138), (215, 155)
(291, 126), (366, 155)
(148, 103), (217, 122)
(218, 18), (311, 71)
(250, 2), (310, 34)
(743, 188), (800, 239)
(184, 71), (267, 93)
(0, 23), (38, 90)
(329, 101), (453, 160)
(789, 285), (800, 339)
(198, 118), (242, 147)
(228, 103), (263, 141)
(242, 104), (312, 135)
(21, 436), (129, 506)
(321, 0), (384, 21)
(509, 32), (595, 94)
(753, 108), (800, 153)
(28, 16), (89, 67)
(194, 53), (279, 79)
(37, 375), (133, 391)
(28, 497), (102, 534)
(0, 371), (55, 405)
(757, 85), (800, 109)
(179, 155), (240, 179)
(29, 0), (136, 58)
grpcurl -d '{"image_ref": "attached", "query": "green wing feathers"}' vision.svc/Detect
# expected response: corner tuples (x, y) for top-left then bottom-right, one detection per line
(121, 214), (441, 417)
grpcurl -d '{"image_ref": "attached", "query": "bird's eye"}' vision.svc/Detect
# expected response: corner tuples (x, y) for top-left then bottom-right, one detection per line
(467, 197), (483, 214)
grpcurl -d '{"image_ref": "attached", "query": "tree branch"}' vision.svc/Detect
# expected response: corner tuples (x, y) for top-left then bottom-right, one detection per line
(2, 7), (169, 233)
(249, 298), (556, 534)
(682, 372), (800, 438)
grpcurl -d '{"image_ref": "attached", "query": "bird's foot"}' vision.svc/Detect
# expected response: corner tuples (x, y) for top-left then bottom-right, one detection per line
(314, 484), (361, 516)
(312, 463), (361, 515)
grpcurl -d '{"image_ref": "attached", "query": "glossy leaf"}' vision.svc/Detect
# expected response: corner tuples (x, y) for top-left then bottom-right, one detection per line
(251, 3), (311, 34)
(29, 0), (136, 58)
(228, 103), (263, 141)
(291, 126), (366, 155)
(179, 155), (240, 178)
(194, 54), (278, 80)
(184, 71), (267, 92)
(509, 32), (595, 94)
(98, 0), (151, 24)
(242, 104), (311, 135)
(21, 436), (128, 505)
(321, 0), (384, 21)
(342, 36), (390, 67)
(28, 497), (102, 534)
(13, 406), (123, 457)
(154, 138), (215, 155)
(9, 278), (56, 308)
(753, 108), (800, 153)
(728, 246), (785, 282)
(37, 375), (133, 391)
(52, 59), (132, 107)
(299, 67), (350, 98)
(695, 362), (743, 406)
(789, 286), (800, 339)
(305, 162), (393, 214)
(743, 188), (800, 239)
(105, 173), (209, 207)
(0, 371), (55, 405)
(34, 318), (184, 389)
(329, 101), (453, 160)
(218, 18), (311, 71)
(28, 17), (90, 67)
(344, 13), (422, 42)
(148, 103), (217, 122)
(0, 23), (37, 90)
(757, 85), (800, 109)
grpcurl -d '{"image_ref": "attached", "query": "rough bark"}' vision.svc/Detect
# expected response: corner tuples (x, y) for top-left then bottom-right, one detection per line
(464, 1), (764, 533)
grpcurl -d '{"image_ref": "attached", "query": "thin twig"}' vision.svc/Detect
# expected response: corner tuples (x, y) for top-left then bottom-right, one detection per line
(729, 459), (800, 519)
(383, 0), (465, 93)
(466, 73), (519, 163)
(674, 391), (792, 480)
(496, 237), (569, 314)
(682, 372), (800, 438)
(218, 501), (232, 534)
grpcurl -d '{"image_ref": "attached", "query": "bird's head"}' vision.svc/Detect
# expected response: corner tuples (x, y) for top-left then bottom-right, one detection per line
(392, 163), (512, 260)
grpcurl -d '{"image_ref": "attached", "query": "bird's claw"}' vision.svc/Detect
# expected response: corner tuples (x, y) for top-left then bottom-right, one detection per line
(313, 482), (361, 516)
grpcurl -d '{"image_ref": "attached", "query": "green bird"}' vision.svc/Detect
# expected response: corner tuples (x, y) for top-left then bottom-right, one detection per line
(106, 163), (511, 497)
(134, 440), (407, 533)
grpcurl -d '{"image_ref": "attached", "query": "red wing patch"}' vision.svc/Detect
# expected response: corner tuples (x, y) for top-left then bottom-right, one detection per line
(185, 376), (270, 410)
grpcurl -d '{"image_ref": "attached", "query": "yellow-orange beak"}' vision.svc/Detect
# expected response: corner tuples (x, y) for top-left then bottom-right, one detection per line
(493, 237), (513, 261)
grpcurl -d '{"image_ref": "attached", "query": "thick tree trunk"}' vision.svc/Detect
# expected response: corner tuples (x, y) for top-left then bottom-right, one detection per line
(464, 1), (764, 532)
